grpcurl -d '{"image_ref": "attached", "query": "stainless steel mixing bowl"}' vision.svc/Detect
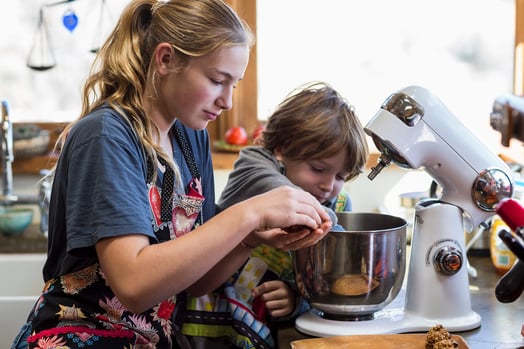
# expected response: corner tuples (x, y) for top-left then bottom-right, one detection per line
(294, 212), (407, 320)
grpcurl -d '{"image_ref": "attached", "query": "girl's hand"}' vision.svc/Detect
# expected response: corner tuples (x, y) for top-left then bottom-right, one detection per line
(252, 280), (296, 318)
(241, 186), (331, 250)
(248, 221), (331, 251)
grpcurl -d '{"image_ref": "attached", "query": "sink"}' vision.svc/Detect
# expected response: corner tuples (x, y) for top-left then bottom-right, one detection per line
(0, 253), (46, 348)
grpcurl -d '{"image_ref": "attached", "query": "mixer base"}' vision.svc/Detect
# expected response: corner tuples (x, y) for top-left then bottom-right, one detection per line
(295, 290), (481, 337)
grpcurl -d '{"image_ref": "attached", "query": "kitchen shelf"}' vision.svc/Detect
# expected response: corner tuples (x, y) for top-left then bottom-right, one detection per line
(12, 122), (66, 175)
(9, 122), (381, 174)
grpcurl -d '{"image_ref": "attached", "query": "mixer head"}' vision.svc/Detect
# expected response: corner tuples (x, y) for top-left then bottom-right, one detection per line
(364, 86), (513, 230)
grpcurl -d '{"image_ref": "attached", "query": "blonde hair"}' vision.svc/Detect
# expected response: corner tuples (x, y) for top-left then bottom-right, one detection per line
(56, 0), (254, 184)
(260, 82), (369, 181)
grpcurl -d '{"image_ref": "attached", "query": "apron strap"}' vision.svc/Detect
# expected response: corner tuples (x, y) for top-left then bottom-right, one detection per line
(147, 122), (201, 223)
(173, 123), (201, 179)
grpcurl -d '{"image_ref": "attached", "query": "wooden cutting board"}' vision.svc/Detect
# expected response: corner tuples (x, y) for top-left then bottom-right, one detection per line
(290, 334), (470, 349)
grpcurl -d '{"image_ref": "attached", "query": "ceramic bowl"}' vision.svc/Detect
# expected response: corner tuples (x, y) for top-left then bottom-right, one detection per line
(0, 207), (34, 236)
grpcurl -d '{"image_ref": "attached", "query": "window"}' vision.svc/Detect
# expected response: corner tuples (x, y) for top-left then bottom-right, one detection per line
(0, 0), (128, 121)
(2, 0), (522, 157)
(256, 0), (516, 152)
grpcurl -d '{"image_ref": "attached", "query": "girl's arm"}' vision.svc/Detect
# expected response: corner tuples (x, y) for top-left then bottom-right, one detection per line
(96, 186), (330, 313)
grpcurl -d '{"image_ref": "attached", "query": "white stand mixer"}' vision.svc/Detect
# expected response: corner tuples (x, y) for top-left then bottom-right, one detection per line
(296, 85), (514, 336)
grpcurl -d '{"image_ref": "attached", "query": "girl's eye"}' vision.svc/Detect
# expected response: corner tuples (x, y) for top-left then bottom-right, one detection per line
(211, 79), (238, 89)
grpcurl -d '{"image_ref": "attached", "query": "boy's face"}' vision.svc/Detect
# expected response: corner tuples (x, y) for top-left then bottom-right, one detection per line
(278, 149), (350, 205)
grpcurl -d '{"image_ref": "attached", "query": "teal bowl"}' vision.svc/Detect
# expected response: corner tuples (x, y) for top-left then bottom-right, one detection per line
(0, 207), (34, 236)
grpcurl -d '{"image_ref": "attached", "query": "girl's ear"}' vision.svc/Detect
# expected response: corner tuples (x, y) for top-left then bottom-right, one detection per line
(155, 43), (174, 76)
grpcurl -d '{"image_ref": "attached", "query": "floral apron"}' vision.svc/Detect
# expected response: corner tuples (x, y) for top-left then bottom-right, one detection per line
(16, 125), (205, 349)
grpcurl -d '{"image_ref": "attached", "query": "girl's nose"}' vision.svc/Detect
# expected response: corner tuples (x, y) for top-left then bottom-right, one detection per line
(217, 87), (234, 110)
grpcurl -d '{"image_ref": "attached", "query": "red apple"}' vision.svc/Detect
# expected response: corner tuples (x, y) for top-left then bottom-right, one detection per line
(252, 124), (265, 144)
(225, 126), (248, 145)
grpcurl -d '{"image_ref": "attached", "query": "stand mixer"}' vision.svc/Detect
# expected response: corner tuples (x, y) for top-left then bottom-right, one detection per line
(296, 85), (514, 336)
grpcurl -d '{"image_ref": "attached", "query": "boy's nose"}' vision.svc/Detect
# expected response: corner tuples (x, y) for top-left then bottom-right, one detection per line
(320, 178), (335, 192)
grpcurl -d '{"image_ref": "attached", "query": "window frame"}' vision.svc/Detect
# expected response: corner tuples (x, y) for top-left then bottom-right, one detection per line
(209, 0), (258, 146)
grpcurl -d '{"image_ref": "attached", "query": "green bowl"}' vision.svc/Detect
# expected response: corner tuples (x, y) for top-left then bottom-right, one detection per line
(0, 207), (34, 236)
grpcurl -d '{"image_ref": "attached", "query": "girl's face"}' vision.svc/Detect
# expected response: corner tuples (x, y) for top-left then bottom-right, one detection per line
(158, 44), (249, 130)
(278, 149), (350, 205)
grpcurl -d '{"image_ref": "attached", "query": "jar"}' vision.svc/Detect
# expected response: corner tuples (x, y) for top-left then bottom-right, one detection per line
(490, 215), (517, 274)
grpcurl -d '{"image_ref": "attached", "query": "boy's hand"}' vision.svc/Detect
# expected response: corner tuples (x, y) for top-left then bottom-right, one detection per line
(252, 280), (296, 318)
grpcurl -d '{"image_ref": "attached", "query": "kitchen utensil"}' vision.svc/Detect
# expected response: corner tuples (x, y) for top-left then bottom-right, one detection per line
(294, 212), (407, 320)
(493, 197), (524, 302)
(495, 197), (524, 240)
(296, 86), (511, 337)
(498, 229), (524, 262)
(495, 259), (524, 303)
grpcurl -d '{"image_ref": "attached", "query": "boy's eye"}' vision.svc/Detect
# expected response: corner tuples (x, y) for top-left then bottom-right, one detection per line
(211, 78), (223, 85)
(339, 173), (352, 181)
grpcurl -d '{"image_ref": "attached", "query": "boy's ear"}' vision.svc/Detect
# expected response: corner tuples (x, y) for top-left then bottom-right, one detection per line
(274, 147), (284, 161)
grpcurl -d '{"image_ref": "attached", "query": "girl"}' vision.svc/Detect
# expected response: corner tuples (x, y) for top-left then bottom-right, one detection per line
(11, 2), (331, 348)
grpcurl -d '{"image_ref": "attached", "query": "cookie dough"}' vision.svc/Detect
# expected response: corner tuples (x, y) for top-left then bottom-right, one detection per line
(331, 274), (380, 296)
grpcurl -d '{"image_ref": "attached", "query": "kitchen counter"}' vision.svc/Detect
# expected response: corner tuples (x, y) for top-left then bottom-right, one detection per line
(278, 253), (524, 349)
(3, 228), (523, 347)
(0, 224), (47, 253)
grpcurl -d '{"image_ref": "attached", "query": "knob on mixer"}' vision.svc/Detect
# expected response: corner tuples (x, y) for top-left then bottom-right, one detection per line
(434, 246), (463, 275)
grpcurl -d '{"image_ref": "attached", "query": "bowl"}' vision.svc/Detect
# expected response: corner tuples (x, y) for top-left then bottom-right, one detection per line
(0, 207), (34, 236)
(294, 212), (407, 320)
